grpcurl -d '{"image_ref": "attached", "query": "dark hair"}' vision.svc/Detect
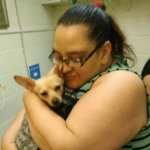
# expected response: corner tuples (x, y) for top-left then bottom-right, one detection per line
(57, 4), (136, 66)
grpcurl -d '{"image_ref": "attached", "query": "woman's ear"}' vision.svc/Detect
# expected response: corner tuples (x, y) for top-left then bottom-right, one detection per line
(101, 41), (112, 65)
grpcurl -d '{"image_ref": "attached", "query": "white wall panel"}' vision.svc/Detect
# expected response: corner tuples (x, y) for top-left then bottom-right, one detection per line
(0, 0), (55, 146)
(0, 52), (8, 76)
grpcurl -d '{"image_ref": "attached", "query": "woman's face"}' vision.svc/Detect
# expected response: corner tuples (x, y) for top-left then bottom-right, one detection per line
(53, 25), (103, 89)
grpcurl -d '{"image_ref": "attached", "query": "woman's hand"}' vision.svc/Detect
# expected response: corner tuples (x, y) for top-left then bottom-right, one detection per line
(1, 107), (25, 150)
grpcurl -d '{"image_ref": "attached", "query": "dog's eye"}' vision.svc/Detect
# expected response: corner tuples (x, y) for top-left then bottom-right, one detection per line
(41, 92), (47, 96)
(56, 86), (60, 90)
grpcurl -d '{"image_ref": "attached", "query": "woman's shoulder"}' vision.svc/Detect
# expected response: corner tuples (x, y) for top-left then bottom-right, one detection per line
(92, 69), (145, 93)
(78, 69), (147, 118)
(91, 70), (147, 123)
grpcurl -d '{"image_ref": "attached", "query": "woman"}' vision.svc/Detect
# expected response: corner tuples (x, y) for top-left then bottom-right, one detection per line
(2, 2), (150, 150)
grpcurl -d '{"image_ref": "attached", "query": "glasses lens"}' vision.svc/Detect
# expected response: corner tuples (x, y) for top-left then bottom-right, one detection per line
(49, 52), (58, 64)
(49, 51), (82, 67)
(68, 59), (82, 68)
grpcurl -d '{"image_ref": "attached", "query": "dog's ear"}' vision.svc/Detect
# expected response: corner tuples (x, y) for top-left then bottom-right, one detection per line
(60, 77), (64, 85)
(52, 64), (60, 75)
(52, 64), (64, 78)
(14, 76), (35, 91)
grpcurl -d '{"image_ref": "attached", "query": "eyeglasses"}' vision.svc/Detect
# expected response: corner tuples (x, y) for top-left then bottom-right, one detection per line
(49, 43), (103, 68)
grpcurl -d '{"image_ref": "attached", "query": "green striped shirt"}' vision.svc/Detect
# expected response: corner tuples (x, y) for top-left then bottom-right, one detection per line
(75, 59), (150, 150)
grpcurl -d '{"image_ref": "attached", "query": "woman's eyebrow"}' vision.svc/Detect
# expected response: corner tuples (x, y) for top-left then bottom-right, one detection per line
(53, 48), (87, 55)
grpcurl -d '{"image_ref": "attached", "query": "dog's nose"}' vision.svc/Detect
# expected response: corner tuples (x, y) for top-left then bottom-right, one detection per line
(52, 98), (59, 106)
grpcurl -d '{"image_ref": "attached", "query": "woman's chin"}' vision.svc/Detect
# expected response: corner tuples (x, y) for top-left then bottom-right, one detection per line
(65, 81), (81, 89)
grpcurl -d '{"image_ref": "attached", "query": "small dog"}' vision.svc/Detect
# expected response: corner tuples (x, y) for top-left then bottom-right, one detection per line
(14, 65), (76, 150)
(14, 74), (64, 107)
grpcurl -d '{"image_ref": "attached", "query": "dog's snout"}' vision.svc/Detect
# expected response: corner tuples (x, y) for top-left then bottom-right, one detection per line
(52, 98), (60, 106)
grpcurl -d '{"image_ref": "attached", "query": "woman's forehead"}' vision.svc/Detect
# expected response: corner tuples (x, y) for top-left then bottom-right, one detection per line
(53, 25), (94, 53)
(55, 25), (89, 41)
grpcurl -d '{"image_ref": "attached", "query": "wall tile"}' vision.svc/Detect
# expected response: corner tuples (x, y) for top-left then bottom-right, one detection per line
(41, 5), (55, 28)
(5, 34), (22, 50)
(0, 91), (5, 103)
(0, 52), (8, 76)
(12, 91), (24, 114)
(40, 60), (53, 77)
(117, 16), (138, 37)
(138, 0), (150, 16)
(38, 42), (53, 62)
(23, 32), (40, 46)
(25, 45), (42, 65)
(0, 97), (19, 125)
(0, 35), (7, 51)
(5, 48), (26, 73)
(0, 90), (24, 126)
(127, 36), (150, 55)
(24, 2), (38, 24)
(17, 1), (27, 25)
(53, 4), (71, 26)
(137, 16), (150, 36)
(131, 55), (150, 73)
(24, 42), (53, 66)
(0, 69), (28, 99)
(5, 0), (19, 25)
(127, 0), (140, 17)
(39, 31), (55, 43)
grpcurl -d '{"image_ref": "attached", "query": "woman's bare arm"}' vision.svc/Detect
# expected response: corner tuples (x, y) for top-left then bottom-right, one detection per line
(1, 107), (25, 150)
(24, 71), (147, 150)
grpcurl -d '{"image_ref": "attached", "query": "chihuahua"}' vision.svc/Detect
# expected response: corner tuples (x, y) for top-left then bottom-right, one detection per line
(14, 64), (64, 107)
(14, 74), (64, 107)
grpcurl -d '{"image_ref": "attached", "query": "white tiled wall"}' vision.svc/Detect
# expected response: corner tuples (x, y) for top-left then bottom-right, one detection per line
(105, 0), (150, 72)
(0, 0), (54, 148)
(0, 0), (150, 149)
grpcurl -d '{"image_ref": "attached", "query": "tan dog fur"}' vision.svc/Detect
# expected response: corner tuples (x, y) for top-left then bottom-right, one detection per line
(14, 65), (64, 107)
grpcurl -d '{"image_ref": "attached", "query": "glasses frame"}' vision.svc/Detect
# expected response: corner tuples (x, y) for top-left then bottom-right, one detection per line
(49, 43), (103, 68)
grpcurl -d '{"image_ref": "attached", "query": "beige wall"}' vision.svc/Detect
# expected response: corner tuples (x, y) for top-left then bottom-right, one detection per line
(106, 0), (150, 72)
(0, 0), (150, 148)
(0, 0), (54, 147)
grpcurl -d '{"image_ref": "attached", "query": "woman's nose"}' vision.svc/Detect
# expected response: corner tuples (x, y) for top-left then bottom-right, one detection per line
(61, 62), (72, 74)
